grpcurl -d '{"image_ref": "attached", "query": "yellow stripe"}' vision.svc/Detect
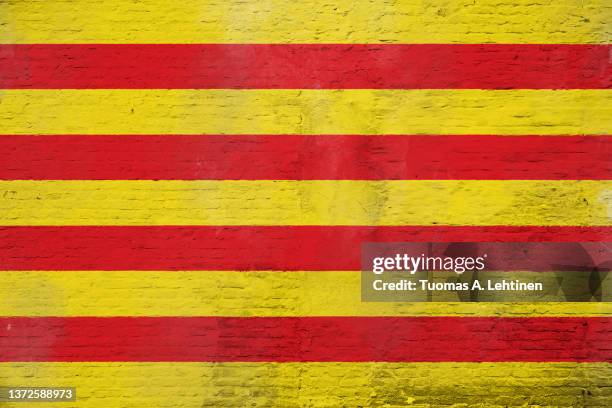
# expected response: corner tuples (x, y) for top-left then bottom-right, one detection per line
(0, 90), (609, 135)
(0, 180), (608, 226)
(1, 271), (610, 317)
(0, 362), (609, 407)
(1, 0), (609, 44)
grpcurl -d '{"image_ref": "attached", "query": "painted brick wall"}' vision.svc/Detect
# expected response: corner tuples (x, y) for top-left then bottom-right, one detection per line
(0, 1), (610, 407)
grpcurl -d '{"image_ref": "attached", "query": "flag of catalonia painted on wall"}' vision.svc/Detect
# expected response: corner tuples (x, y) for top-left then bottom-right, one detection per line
(0, 1), (610, 406)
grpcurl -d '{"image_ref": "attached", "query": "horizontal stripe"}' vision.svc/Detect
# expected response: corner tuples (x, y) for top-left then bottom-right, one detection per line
(2, 44), (610, 89)
(0, 90), (609, 135)
(2, 271), (610, 317)
(1, 135), (609, 180)
(1, 0), (608, 44)
(0, 180), (608, 226)
(1, 363), (609, 407)
(1, 226), (609, 270)
(0, 317), (609, 362)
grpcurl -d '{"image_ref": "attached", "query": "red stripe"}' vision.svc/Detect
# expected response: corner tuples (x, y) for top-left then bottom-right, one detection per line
(0, 135), (609, 180)
(1, 44), (609, 89)
(1, 226), (609, 271)
(0, 317), (608, 362)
